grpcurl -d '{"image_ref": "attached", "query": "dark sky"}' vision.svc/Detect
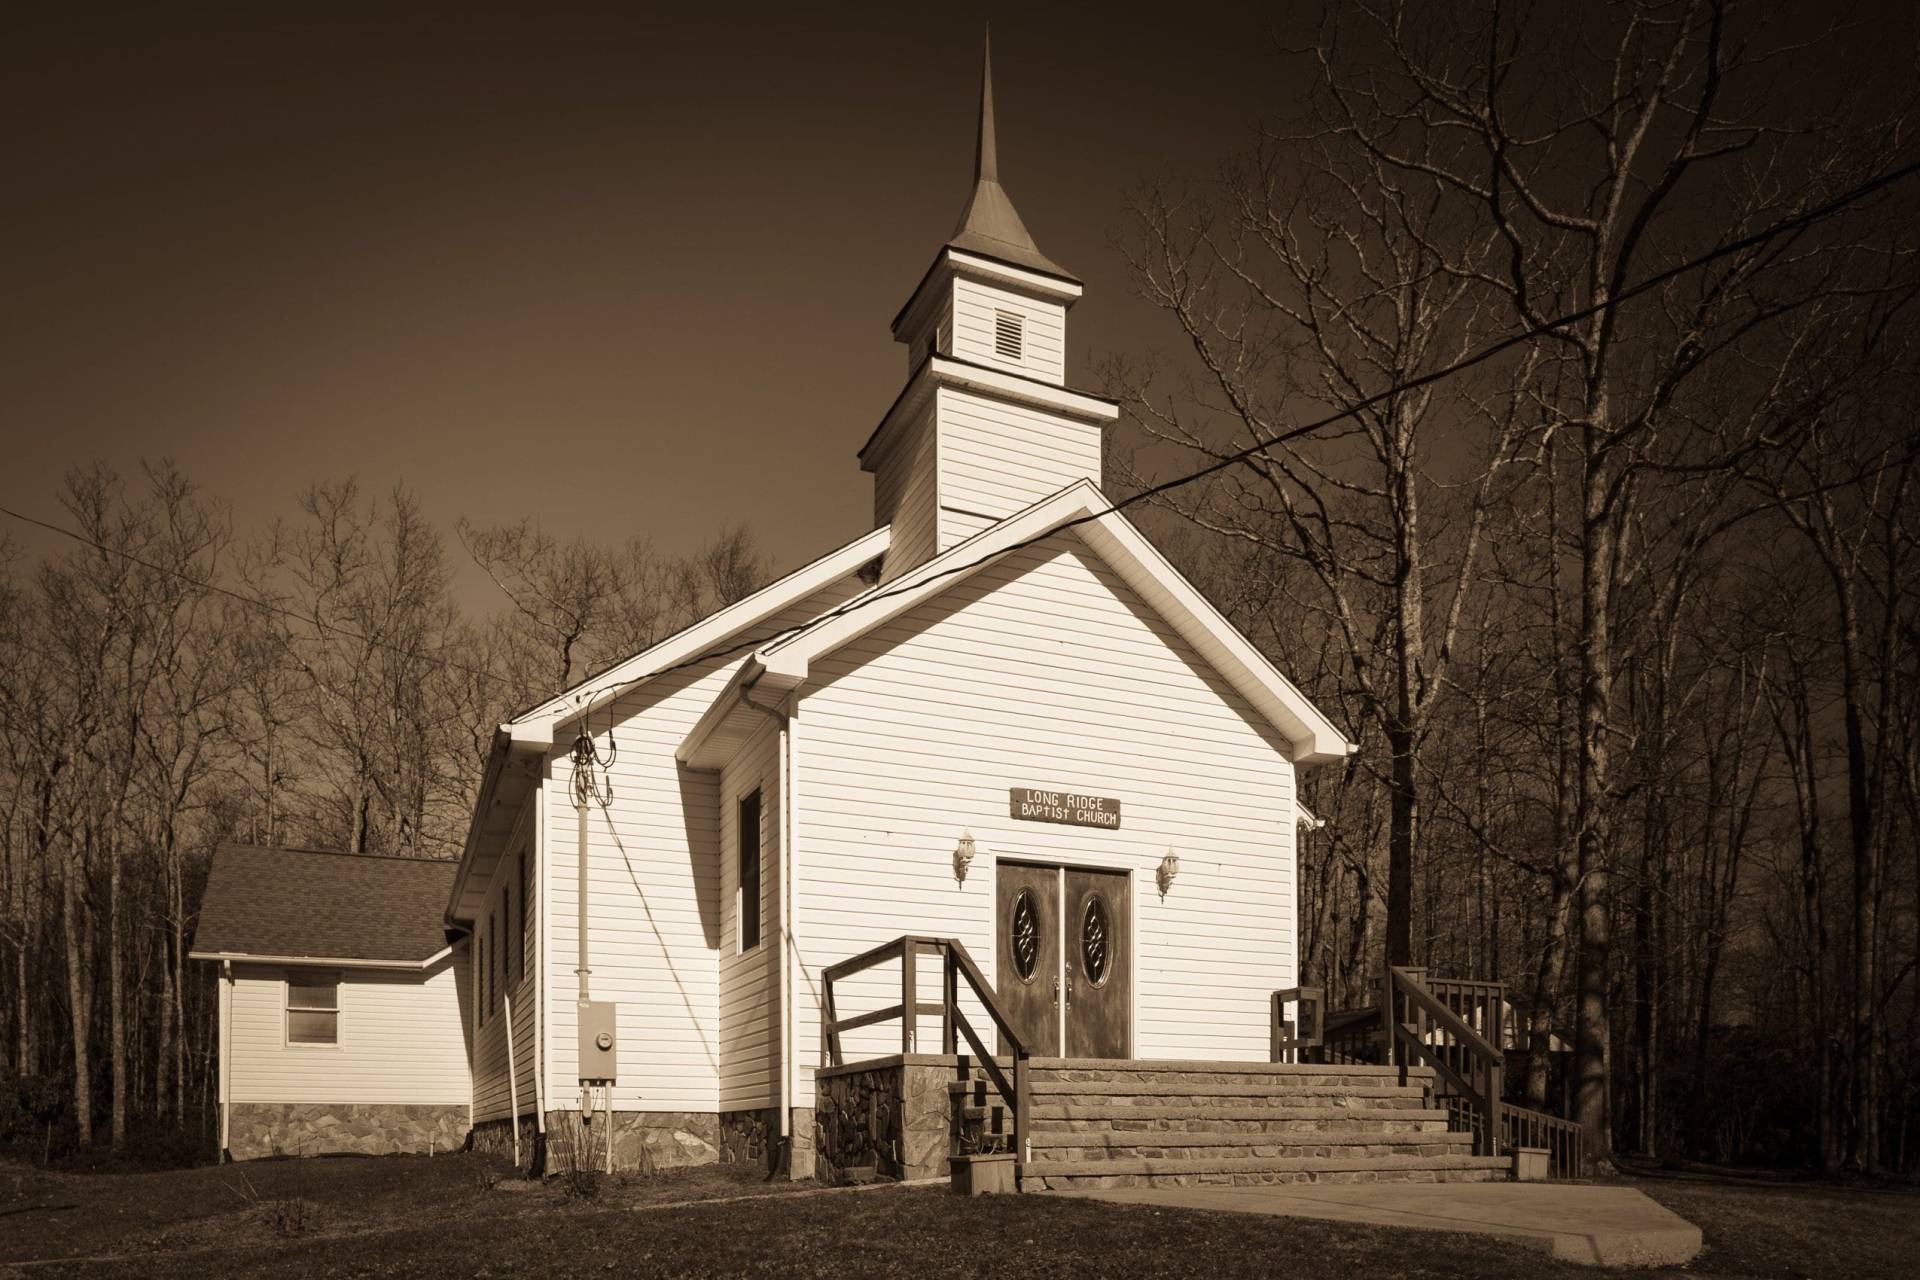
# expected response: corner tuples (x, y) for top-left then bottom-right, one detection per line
(2, 2), (1292, 604)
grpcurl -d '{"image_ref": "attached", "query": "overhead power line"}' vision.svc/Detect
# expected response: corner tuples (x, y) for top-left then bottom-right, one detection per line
(7, 154), (1917, 725)
(553, 156), (1920, 720)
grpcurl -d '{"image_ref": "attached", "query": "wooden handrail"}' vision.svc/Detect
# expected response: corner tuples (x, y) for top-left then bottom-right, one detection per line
(1386, 966), (1504, 1161)
(818, 935), (1032, 1181)
(1502, 1102), (1585, 1180)
(1391, 968), (1503, 1061)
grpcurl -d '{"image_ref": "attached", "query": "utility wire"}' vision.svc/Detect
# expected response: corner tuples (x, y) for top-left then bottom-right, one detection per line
(8, 154), (1918, 722)
(552, 155), (1920, 720)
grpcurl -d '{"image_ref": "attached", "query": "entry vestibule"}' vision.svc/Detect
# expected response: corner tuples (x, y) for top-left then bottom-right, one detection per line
(994, 861), (1132, 1057)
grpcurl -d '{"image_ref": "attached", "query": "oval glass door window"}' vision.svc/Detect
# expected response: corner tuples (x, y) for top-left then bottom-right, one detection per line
(1081, 894), (1112, 987)
(1010, 889), (1040, 982)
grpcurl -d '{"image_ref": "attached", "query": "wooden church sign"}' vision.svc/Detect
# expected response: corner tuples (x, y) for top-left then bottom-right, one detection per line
(1009, 788), (1122, 830)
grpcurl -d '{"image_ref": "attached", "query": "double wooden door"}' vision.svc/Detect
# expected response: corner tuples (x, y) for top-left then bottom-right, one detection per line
(995, 862), (1131, 1058)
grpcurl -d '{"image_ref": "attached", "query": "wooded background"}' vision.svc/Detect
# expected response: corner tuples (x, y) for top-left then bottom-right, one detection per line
(3, 0), (1918, 1175)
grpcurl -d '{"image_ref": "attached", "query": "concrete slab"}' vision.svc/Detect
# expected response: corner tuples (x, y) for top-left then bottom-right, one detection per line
(1044, 1182), (1702, 1268)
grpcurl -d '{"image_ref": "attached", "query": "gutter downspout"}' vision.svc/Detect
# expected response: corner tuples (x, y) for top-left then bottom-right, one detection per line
(504, 991), (521, 1166)
(532, 762), (549, 1177)
(781, 696), (801, 1174)
(468, 938), (478, 1137)
(741, 678), (795, 1172)
(219, 960), (232, 1161)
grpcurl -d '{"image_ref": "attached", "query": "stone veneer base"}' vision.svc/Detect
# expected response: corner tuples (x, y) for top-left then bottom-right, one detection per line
(719, 1107), (818, 1181)
(225, 1102), (468, 1161)
(814, 1056), (952, 1185)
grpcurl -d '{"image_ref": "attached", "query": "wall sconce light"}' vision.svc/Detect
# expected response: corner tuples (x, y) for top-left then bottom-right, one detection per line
(1156, 850), (1180, 899)
(953, 832), (977, 884)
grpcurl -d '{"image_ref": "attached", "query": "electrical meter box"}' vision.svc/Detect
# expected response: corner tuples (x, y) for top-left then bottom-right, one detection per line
(578, 1000), (618, 1082)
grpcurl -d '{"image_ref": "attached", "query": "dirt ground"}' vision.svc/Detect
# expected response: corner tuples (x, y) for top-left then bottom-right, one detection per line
(2, 1153), (1915, 1278)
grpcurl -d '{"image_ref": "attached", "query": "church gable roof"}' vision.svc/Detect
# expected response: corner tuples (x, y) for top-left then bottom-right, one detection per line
(681, 481), (1352, 767)
(507, 524), (891, 737)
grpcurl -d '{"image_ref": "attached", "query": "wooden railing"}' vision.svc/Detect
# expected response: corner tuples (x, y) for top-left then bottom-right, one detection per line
(1276, 968), (1584, 1178)
(1384, 966), (1504, 1160)
(1319, 1005), (1385, 1064)
(1502, 1102), (1586, 1180)
(1269, 986), (1324, 1063)
(819, 935), (1031, 1177)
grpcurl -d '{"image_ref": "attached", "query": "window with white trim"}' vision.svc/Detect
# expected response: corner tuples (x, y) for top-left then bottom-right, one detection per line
(286, 972), (339, 1045)
(518, 849), (530, 983)
(738, 789), (762, 953)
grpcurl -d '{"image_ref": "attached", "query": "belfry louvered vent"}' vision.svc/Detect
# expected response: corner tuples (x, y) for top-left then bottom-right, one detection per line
(994, 309), (1024, 360)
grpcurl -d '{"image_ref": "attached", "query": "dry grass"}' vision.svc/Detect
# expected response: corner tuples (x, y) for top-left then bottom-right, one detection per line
(3, 1151), (1915, 1278)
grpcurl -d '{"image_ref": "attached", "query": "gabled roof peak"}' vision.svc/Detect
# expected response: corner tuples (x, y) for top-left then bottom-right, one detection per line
(947, 30), (1076, 283)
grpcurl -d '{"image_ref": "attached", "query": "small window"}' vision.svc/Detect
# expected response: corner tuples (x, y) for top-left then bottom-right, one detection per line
(518, 850), (530, 982)
(501, 886), (512, 992)
(993, 309), (1023, 360)
(1081, 894), (1112, 987)
(287, 973), (339, 1045)
(489, 911), (499, 1015)
(738, 789), (763, 952)
(476, 936), (486, 1024)
(1010, 889), (1040, 983)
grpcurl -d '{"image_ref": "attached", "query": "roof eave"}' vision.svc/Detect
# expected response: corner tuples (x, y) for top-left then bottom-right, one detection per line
(890, 246), (1083, 341)
(859, 355), (1117, 472)
(512, 525), (892, 739)
(188, 945), (456, 972)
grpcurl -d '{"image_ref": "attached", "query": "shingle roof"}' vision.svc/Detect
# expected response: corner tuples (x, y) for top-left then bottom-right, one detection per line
(191, 844), (458, 965)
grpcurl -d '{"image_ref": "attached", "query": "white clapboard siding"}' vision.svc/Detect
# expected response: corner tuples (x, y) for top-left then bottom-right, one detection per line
(935, 387), (1102, 542)
(472, 829), (539, 1124)
(951, 278), (1066, 383)
(718, 720), (781, 1110)
(874, 407), (938, 581)
(228, 957), (470, 1106)
(794, 530), (1296, 1102)
(543, 576), (866, 1114)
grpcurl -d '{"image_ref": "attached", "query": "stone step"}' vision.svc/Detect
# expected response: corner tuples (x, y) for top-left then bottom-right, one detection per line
(1025, 1057), (1429, 1078)
(1032, 1129), (1474, 1154)
(1023, 1152), (1512, 1190)
(956, 1058), (1432, 1084)
(1029, 1081), (1432, 1105)
(1031, 1105), (1453, 1131)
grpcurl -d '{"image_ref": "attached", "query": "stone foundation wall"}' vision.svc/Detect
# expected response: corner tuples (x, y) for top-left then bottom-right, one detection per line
(720, 1107), (775, 1169)
(469, 1113), (542, 1168)
(226, 1102), (468, 1161)
(540, 1109), (721, 1174)
(718, 1107), (817, 1181)
(813, 1057), (950, 1185)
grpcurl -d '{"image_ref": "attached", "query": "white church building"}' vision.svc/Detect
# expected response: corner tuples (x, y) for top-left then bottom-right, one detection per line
(446, 43), (1349, 1179)
(202, 46), (1447, 1189)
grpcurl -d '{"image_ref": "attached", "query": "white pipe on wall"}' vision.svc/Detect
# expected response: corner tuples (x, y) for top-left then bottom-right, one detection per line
(504, 990), (521, 1167)
(533, 766), (549, 1160)
(219, 960), (233, 1159)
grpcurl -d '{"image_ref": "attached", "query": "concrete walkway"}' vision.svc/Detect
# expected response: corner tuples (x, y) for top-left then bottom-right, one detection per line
(1046, 1182), (1702, 1268)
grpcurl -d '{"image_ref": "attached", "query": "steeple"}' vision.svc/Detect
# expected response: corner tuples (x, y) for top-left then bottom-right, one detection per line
(946, 30), (1075, 281)
(867, 32), (1113, 582)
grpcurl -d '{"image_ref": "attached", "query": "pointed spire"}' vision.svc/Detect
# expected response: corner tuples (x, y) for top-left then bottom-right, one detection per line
(975, 27), (998, 185)
(946, 28), (1075, 282)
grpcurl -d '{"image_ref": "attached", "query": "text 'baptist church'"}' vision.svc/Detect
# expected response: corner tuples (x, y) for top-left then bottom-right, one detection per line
(1009, 788), (1122, 830)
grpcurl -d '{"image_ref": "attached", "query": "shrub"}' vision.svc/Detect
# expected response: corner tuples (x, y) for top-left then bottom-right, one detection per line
(268, 1197), (327, 1238)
